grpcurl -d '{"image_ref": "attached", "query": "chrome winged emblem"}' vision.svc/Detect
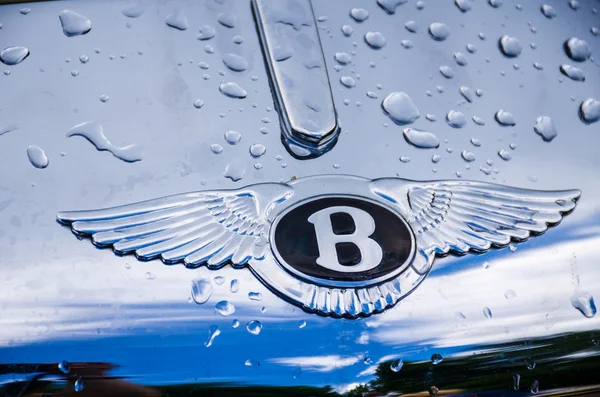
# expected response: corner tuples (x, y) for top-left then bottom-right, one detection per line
(58, 175), (580, 318)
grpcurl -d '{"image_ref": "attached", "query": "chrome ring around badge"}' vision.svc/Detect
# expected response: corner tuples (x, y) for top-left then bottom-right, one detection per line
(269, 194), (417, 289)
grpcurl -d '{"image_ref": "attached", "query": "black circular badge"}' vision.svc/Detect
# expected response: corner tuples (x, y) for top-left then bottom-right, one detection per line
(271, 196), (415, 287)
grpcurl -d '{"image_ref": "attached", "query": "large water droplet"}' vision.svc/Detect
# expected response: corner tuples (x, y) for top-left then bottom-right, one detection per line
(461, 150), (476, 162)
(217, 12), (236, 28)
(74, 377), (84, 392)
(446, 110), (466, 128)
(250, 143), (266, 157)
(122, 4), (145, 18)
(341, 25), (354, 36)
(210, 143), (223, 154)
(483, 307), (493, 318)
(405, 21), (418, 33)
(560, 64), (585, 81)
(499, 35), (522, 57)
(165, 9), (188, 30)
(377, 0), (407, 14)
(224, 130), (241, 145)
(540, 4), (557, 18)
(429, 23), (450, 41)
(349, 8), (369, 22)
(390, 358), (404, 372)
(204, 325), (220, 347)
(459, 86), (474, 102)
(0, 46), (30, 66)
(198, 25), (216, 40)
(534, 116), (557, 142)
(223, 160), (246, 182)
(382, 92), (419, 125)
(59, 10), (92, 37)
(579, 98), (600, 124)
(220, 82), (247, 98)
(246, 320), (263, 335)
(431, 353), (443, 364)
(364, 32), (386, 49)
(403, 128), (439, 148)
(455, 0), (472, 12)
(334, 52), (352, 64)
(248, 291), (263, 301)
(564, 37), (591, 62)
(191, 278), (212, 304)
(26, 146), (49, 169)
(66, 121), (142, 162)
(454, 52), (468, 66)
(495, 109), (516, 126)
(223, 53), (248, 72)
(215, 300), (235, 316)
(498, 149), (512, 160)
(571, 292), (597, 318)
(340, 75), (356, 88)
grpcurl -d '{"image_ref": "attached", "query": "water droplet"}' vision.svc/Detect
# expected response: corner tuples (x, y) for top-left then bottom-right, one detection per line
(59, 10), (91, 37)
(592, 27), (600, 36)
(342, 25), (354, 36)
(429, 386), (439, 397)
(232, 319), (240, 328)
(499, 35), (522, 57)
(495, 109), (516, 126)
(446, 110), (466, 128)
(26, 146), (49, 169)
(455, 0), (472, 12)
(197, 24), (216, 40)
(526, 360), (536, 370)
(220, 82), (247, 98)
(222, 53), (248, 72)
(20, 7), (31, 15)
(540, 4), (556, 18)
(366, 91), (378, 99)
(505, 289), (517, 299)
(403, 128), (439, 148)
(204, 325), (220, 347)
(426, 114), (437, 122)
(461, 150), (476, 162)
(122, 4), (145, 18)
(390, 358), (404, 372)
(429, 22), (450, 41)
(215, 300), (235, 316)
(453, 52), (468, 66)
(404, 20), (418, 33)
(58, 360), (69, 374)
(476, 89), (484, 97)
(431, 154), (441, 163)
(466, 44), (477, 53)
(192, 278), (213, 304)
(472, 116), (485, 125)
(245, 359), (259, 367)
(0, 46), (30, 65)
(459, 86), (474, 102)
(471, 137), (482, 146)
(349, 8), (369, 22)
(340, 76), (356, 88)
(565, 38), (591, 61)
(74, 377), (84, 392)
(401, 39), (414, 49)
(431, 353), (443, 364)
(498, 149), (512, 161)
(365, 32), (386, 49)
(560, 64), (585, 81)
(513, 374), (521, 390)
(210, 144), (223, 154)
(249, 291), (263, 301)
(71, 69), (79, 77)
(216, 12), (236, 28)
(416, 1), (426, 9)
(483, 307), (493, 318)
(248, 143), (267, 158)
(439, 65), (454, 79)
(246, 320), (262, 335)
(534, 116), (557, 142)
(223, 160), (246, 182)
(66, 121), (142, 162)
(204, 44), (215, 54)
(579, 98), (600, 124)
(224, 130), (242, 145)
(334, 52), (352, 64)
(145, 272), (155, 280)
(530, 380), (539, 394)
(193, 99), (204, 109)
(298, 320), (306, 329)
(382, 92), (419, 125)
(569, 0), (580, 10)
(571, 291), (596, 318)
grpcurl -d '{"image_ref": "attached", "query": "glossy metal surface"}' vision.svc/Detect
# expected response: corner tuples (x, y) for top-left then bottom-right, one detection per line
(1, 0), (599, 395)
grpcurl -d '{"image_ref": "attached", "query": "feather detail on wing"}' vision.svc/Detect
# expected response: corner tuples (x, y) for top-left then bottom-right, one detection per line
(57, 184), (292, 268)
(406, 181), (581, 256)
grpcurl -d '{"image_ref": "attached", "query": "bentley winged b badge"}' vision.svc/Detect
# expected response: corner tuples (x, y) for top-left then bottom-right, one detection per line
(57, 175), (580, 318)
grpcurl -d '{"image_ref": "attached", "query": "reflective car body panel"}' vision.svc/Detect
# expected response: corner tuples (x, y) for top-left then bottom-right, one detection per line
(0, 0), (599, 395)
